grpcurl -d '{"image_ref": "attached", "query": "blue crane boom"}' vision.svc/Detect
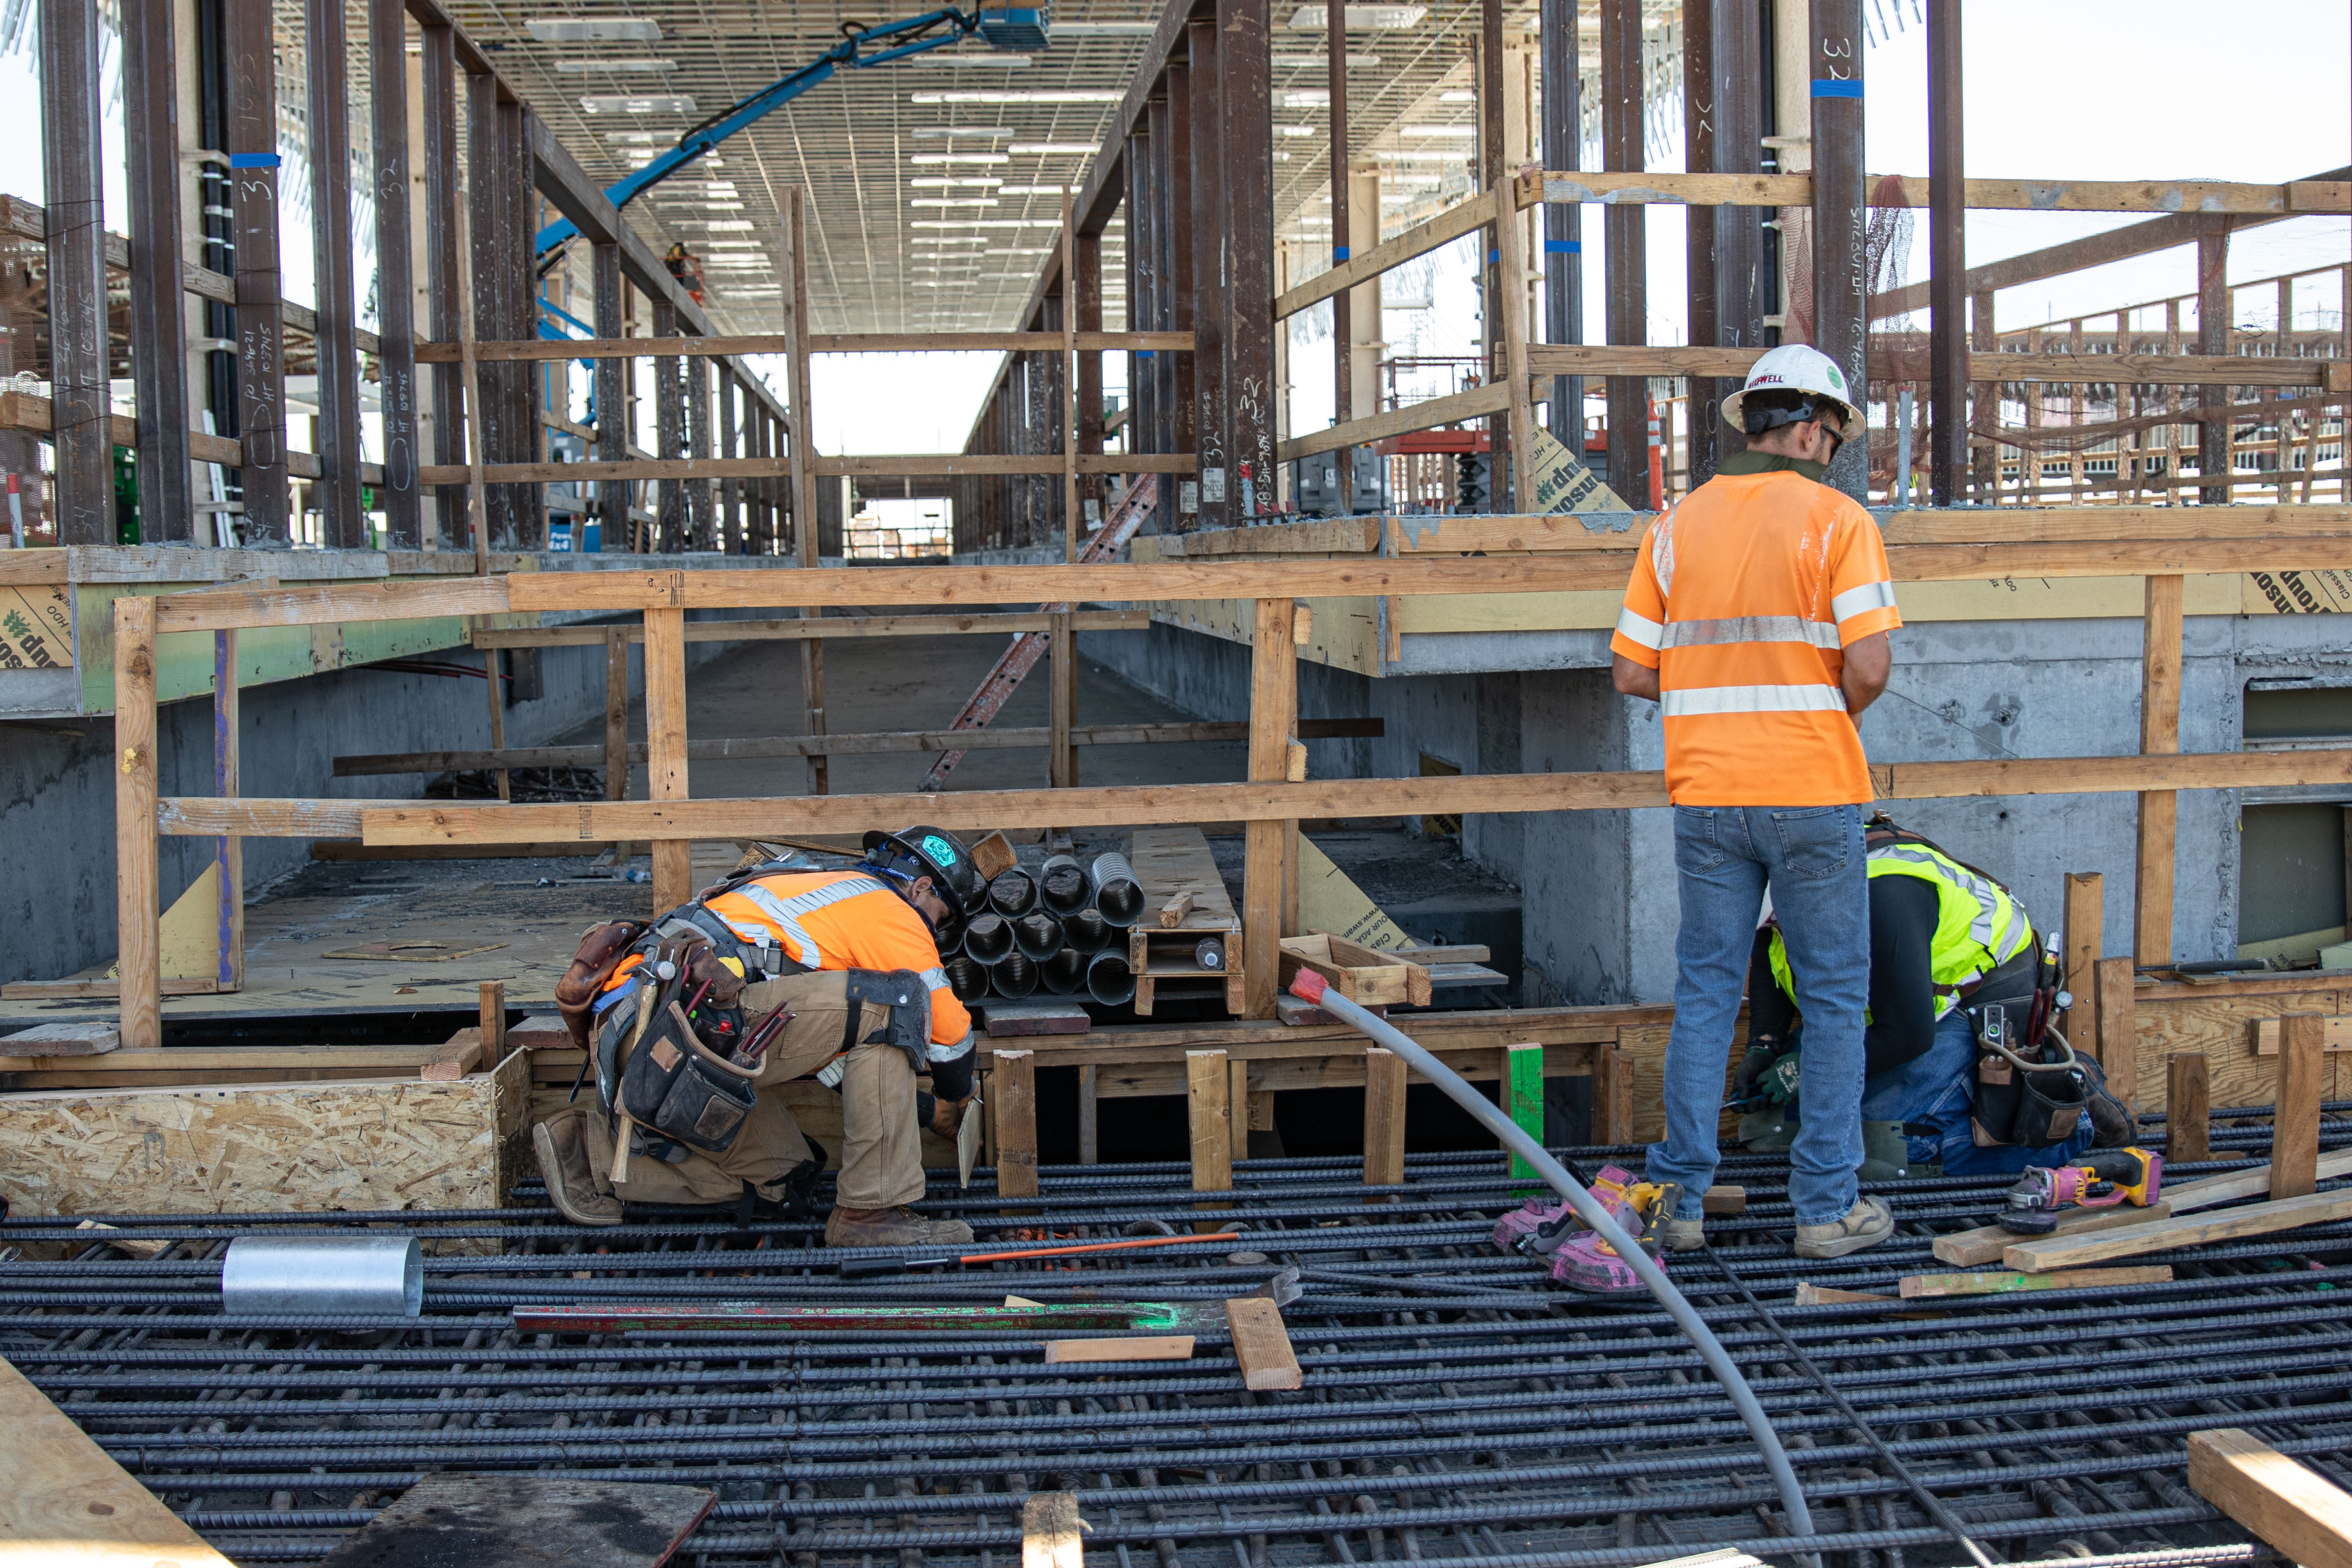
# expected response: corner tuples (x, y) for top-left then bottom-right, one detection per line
(535, 6), (1049, 259)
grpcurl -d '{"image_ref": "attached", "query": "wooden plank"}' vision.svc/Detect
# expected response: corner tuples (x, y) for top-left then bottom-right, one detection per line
(2251, 1016), (2352, 1054)
(1244, 598), (1298, 1018)
(2062, 872), (2103, 1053)
(412, 329), (1193, 362)
(1505, 1040), (1545, 1181)
(417, 451), (1194, 484)
(1224, 1296), (1303, 1391)
(994, 1048), (1040, 1199)
(1165, 516), (1383, 556)
(1595, 1037), (1634, 1144)
(2136, 574), (2184, 966)
(0, 1022), (119, 1055)
(421, 1029), (487, 1082)
(2187, 1427), (2352, 1568)
(1364, 1046), (1406, 1186)
(1041, 1335), (1195, 1365)
(643, 607), (691, 912)
(114, 595), (161, 1052)
(2169, 1052), (2212, 1163)
(1187, 1049), (1233, 1192)
(1930, 1201), (2178, 1268)
(1899, 1265), (2173, 1298)
(1522, 343), (2342, 387)
(479, 977), (508, 1059)
(1279, 380), (1517, 464)
(1379, 505), (2352, 555)
(0, 1353), (239, 1565)
(1535, 170), (1810, 206)
(2098, 956), (2140, 1117)
(1022, 1490), (1088, 1568)
(2275, 1012), (2325, 1200)
(2002, 1187), (2352, 1272)
(478, 611), (1153, 648)
(314, 1472), (715, 1568)
(984, 1003), (1091, 1038)
(1275, 188), (1511, 319)
(1794, 1284), (1895, 1306)
(152, 576), (510, 634)
(1077, 1062), (1099, 1164)
(0, 1059), (525, 1215)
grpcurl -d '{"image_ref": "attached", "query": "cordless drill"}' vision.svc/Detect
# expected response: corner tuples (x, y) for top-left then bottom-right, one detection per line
(1998, 1147), (2163, 1235)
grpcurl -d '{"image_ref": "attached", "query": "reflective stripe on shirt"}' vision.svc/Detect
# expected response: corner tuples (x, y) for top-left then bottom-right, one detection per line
(1614, 607), (1665, 651)
(1832, 580), (1899, 623)
(1871, 844), (2029, 961)
(1658, 615), (1840, 651)
(720, 874), (893, 970)
(1660, 683), (1849, 718)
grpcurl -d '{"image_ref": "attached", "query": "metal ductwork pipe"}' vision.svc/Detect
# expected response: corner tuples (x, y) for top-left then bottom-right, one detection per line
(987, 869), (1037, 918)
(992, 951), (1040, 998)
(1039, 854), (1092, 916)
(1041, 947), (1088, 995)
(944, 954), (991, 1003)
(961, 913), (1014, 965)
(1013, 912), (1064, 962)
(220, 1235), (422, 1317)
(1062, 908), (1112, 954)
(1085, 950), (1135, 1005)
(1090, 852), (1143, 927)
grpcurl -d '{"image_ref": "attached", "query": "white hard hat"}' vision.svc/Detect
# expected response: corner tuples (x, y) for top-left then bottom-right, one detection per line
(1720, 344), (1861, 434)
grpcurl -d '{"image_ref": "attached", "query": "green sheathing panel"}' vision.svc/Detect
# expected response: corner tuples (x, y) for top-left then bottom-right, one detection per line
(1505, 1043), (1545, 1183)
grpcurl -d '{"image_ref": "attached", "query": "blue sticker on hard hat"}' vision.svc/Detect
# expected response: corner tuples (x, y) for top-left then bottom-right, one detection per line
(921, 834), (959, 865)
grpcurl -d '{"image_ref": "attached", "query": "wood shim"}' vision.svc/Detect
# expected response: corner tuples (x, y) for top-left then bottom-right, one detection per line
(2188, 1428), (2352, 1568)
(0, 1051), (531, 1217)
(0, 1353), (239, 1565)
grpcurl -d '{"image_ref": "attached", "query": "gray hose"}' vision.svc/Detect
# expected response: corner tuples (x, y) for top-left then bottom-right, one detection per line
(1288, 970), (1816, 1542)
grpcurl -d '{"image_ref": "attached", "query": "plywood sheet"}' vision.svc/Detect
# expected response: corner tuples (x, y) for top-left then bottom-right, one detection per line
(0, 1353), (236, 1565)
(0, 1051), (527, 1216)
(317, 1473), (714, 1568)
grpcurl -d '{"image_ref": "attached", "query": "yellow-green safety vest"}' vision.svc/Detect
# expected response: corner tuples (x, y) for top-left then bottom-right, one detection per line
(1768, 840), (2033, 1021)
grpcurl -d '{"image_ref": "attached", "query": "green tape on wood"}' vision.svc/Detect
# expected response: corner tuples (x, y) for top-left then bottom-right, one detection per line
(1505, 1044), (1545, 1182)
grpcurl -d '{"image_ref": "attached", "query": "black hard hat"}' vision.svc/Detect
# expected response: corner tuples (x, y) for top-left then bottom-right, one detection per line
(862, 826), (986, 917)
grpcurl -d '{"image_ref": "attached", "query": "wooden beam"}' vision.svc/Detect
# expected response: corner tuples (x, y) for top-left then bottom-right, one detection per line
(2003, 1186), (2352, 1272)
(476, 611), (1153, 649)
(2135, 574), (2184, 965)
(415, 330), (1192, 362)
(0, 1354), (239, 1565)
(1529, 171), (2337, 215)
(993, 1048), (1040, 1200)
(114, 596), (161, 1052)
(2188, 1427), (2352, 1568)
(1899, 1265), (2174, 1298)
(1244, 598), (1299, 1017)
(1595, 1036), (1634, 1144)
(2096, 956), (2139, 1121)
(2061, 872), (2102, 1053)
(1187, 1048), (1233, 1193)
(643, 607), (690, 912)
(1223, 1296), (1303, 1391)
(1930, 1201), (2176, 1268)
(1363, 1046), (1407, 1186)
(2274, 1012), (2324, 1200)
(2168, 1052), (2211, 1164)
(1524, 344), (2339, 387)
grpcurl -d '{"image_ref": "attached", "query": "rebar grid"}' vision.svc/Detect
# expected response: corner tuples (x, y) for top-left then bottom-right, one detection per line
(5, 1135), (2349, 1568)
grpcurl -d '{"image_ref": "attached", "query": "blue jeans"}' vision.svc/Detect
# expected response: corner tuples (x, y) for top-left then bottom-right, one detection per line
(1649, 804), (1868, 1226)
(1863, 1007), (2093, 1177)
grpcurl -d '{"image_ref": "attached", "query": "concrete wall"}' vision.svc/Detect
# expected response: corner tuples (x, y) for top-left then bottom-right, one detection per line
(0, 616), (747, 990)
(1087, 606), (2352, 1006)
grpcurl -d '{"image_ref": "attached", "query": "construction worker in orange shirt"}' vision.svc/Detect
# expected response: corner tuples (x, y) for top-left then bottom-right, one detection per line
(535, 827), (986, 1248)
(1610, 343), (1901, 1262)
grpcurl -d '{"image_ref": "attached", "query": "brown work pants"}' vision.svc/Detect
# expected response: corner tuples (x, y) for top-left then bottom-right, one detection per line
(586, 969), (926, 1211)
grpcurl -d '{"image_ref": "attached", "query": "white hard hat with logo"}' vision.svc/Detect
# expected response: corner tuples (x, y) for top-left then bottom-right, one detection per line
(1720, 344), (1862, 434)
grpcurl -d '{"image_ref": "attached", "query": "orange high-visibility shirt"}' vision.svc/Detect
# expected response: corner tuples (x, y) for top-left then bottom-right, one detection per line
(1608, 470), (1901, 807)
(611, 870), (970, 1055)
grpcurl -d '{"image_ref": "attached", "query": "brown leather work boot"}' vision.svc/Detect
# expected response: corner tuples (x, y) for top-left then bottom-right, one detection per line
(534, 1107), (622, 1227)
(825, 1205), (975, 1248)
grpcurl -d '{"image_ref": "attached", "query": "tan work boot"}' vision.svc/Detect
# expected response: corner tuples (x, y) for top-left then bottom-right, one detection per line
(825, 1205), (975, 1248)
(534, 1107), (622, 1227)
(1792, 1195), (1894, 1259)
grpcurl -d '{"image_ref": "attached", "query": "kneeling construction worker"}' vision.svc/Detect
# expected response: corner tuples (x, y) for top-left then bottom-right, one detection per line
(534, 826), (985, 1247)
(1735, 815), (2126, 1178)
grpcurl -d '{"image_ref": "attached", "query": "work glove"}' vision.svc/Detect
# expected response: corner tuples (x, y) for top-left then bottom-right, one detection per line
(1757, 1052), (1803, 1107)
(929, 1094), (972, 1142)
(1733, 1044), (1780, 1103)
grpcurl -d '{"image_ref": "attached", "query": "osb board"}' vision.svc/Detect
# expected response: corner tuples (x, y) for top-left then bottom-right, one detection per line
(0, 1050), (528, 1217)
(2132, 986), (2352, 1112)
(524, 1080), (958, 1171)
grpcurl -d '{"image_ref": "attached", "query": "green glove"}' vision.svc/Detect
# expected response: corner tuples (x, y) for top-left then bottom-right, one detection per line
(1758, 1052), (1803, 1107)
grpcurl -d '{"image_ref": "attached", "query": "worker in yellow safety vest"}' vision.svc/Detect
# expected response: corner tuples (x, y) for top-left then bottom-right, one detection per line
(1734, 817), (2126, 1177)
(536, 826), (987, 1248)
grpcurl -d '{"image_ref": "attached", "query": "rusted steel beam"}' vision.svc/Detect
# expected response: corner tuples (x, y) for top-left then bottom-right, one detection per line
(39, 0), (112, 545)
(421, 19), (464, 548)
(1539, 0), (1582, 444)
(1810, 0), (1868, 501)
(309, 0), (367, 545)
(1927, 0), (1966, 505)
(1601, 0), (1646, 507)
(126, 0), (192, 542)
(371, 0), (422, 547)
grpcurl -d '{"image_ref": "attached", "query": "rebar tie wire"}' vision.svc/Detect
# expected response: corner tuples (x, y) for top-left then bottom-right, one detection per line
(1702, 1241), (1997, 1568)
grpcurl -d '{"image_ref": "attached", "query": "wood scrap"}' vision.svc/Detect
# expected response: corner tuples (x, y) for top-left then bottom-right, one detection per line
(1278, 933), (1431, 1008)
(1931, 1201), (2175, 1266)
(1042, 1335), (1195, 1364)
(0, 1021), (119, 1056)
(969, 830), (1018, 881)
(1225, 1296), (1302, 1391)
(1159, 889), (1195, 928)
(421, 1029), (487, 1082)
(0, 1352), (239, 1565)
(1022, 1492), (1087, 1568)
(2187, 1428), (2352, 1568)
(2004, 1187), (2352, 1272)
(315, 1472), (715, 1568)
(985, 1002), (1092, 1037)
(72, 1221), (168, 1258)
(1794, 1283), (1893, 1306)
(1899, 1265), (2173, 1298)
(1701, 1185), (1745, 1216)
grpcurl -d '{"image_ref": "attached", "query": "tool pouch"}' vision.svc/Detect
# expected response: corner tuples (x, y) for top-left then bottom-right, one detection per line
(841, 968), (933, 1076)
(557, 920), (649, 1052)
(617, 999), (761, 1154)
(1970, 1026), (2090, 1148)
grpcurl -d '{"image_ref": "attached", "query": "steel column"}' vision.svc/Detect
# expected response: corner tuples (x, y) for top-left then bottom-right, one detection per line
(1926, 0), (1966, 505)
(718, 366), (739, 553)
(593, 243), (626, 547)
(1187, 17), (1224, 528)
(1481, 0), (1506, 482)
(1165, 69), (1194, 466)
(421, 20), (462, 548)
(1217, 0), (1275, 522)
(464, 69), (509, 548)
(2197, 231), (2231, 504)
(1681, 2), (1717, 491)
(370, 0), (421, 546)
(1600, 0), (1646, 506)
(1538, 0), (1581, 446)
(1808, 0), (1869, 500)
(653, 300), (683, 550)
(686, 350), (712, 549)
(126, 0), (193, 542)
(1712, 0), (1767, 459)
(39, 0), (113, 545)
(308, 0), (365, 545)
(1329, 0), (1351, 427)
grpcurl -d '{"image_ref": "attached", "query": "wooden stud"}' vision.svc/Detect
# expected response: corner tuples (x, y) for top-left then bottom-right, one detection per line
(2187, 1427), (2352, 1568)
(1494, 178), (1539, 509)
(2095, 956), (2137, 1124)
(479, 979), (507, 1061)
(1049, 610), (1076, 789)
(1504, 1041), (1545, 1179)
(1160, 890), (1195, 928)
(2003, 1187), (2352, 1273)
(2274, 1012), (2324, 1201)
(1595, 1036), (1634, 1144)
(1931, 1201), (2175, 1268)
(1228, 1054), (1252, 1155)
(2061, 871), (2101, 1051)
(213, 630), (243, 991)
(1364, 1046), (1407, 1187)
(1900, 1266), (2173, 1298)
(1077, 1062), (1099, 1164)
(604, 626), (632, 863)
(1243, 598), (1299, 1017)
(484, 644), (511, 801)
(1042, 1338), (1192, 1367)
(643, 607), (691, 912)
(420, 1029), (487, 1082)
(1187, 1049), (1233, 1193)
(782, 189), (828, 796)
(115, 595), (162, 1053)
(994, 1048), (1040, 1199)
(2168, 1052), (2211, 1164)
(1224, 1295), (1303, 1391)
(2134, 573), (2184, 965)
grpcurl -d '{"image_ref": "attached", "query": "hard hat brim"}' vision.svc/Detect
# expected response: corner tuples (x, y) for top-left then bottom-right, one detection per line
(1718, 385), (1861, 436)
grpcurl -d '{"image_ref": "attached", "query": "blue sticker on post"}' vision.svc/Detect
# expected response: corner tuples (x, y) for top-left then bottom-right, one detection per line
(1544, 239), (1582, 255)
(1810, 78), (1863, 98)
(1333, 245), (1349, 261)
(228, 152), (283, 168)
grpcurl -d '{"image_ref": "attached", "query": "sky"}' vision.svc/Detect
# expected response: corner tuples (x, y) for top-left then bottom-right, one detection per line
(4, 1), (2345, 455)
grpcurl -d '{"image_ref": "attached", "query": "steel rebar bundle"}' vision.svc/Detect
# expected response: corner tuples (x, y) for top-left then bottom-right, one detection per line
(4, 1122), (2349, 1568)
